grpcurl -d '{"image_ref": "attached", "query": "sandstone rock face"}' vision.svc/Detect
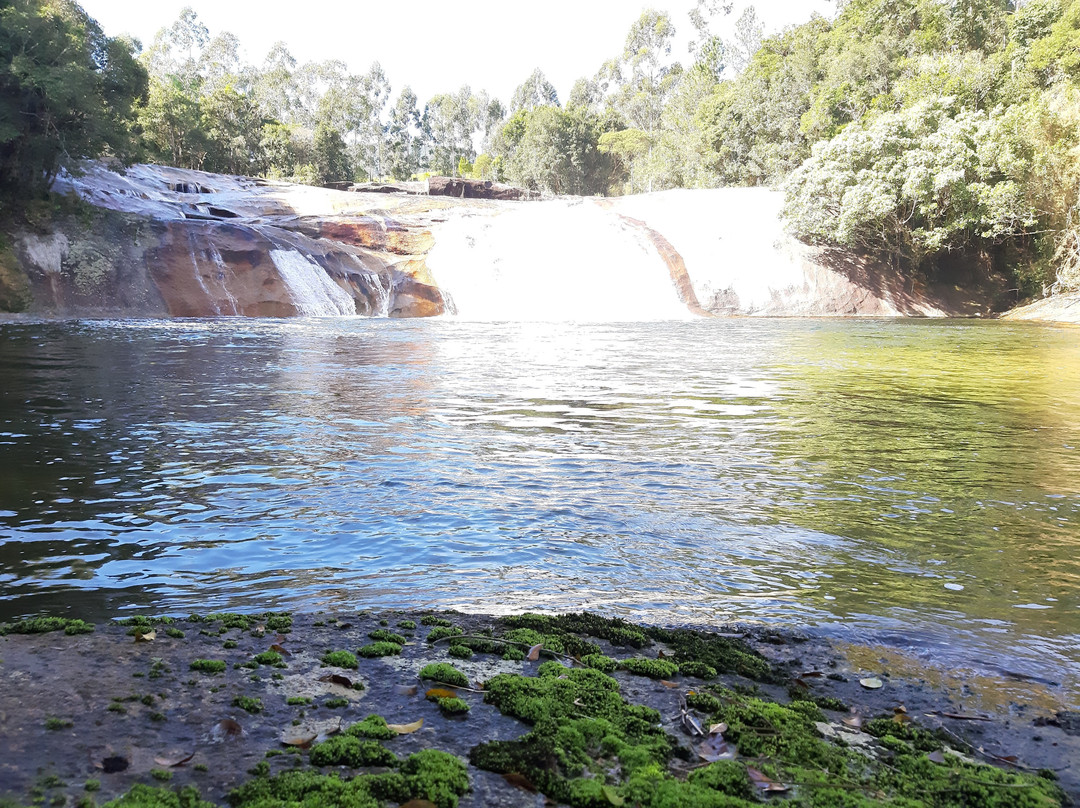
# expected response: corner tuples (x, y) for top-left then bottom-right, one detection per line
(1001, 291), (1080, 325)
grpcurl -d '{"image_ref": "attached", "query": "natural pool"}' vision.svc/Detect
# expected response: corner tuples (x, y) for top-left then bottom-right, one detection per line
(1, 318), (1077, 702)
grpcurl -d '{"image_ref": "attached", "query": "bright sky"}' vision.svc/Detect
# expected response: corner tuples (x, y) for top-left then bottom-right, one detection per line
(79, 0), (835, 106)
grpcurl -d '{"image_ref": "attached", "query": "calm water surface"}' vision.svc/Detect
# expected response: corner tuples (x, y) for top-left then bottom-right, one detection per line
(1, 318), (1078, 697)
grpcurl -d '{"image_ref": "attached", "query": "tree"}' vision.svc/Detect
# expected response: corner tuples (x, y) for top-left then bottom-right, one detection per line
(312, 121), (350, 184)
(386, 86), (421, 180)
(138, 75), (205, 168)
(728, 5), (764, 74)
(0, 0), (147, 196)
(510, 68), (559, 112)
(422, 87), (479, 175)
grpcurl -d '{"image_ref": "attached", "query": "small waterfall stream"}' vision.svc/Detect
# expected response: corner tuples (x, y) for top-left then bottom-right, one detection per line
(269, 250), (357, 317)
(427, 200), (695, 321)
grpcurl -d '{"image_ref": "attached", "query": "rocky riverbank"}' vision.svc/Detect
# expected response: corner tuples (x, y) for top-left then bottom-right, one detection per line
(0, 162), (1030, 321)
(0, 610), (1075, 808)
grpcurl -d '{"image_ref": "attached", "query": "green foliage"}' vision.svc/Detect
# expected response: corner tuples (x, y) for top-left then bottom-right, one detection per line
(345, 715), (397, 741)
(309, 736), (397, 768)
(357, 641), (402, 658)
(418, 663), (469, 688)
(321, 650), (359, 669)
(620, 658), (680, 679)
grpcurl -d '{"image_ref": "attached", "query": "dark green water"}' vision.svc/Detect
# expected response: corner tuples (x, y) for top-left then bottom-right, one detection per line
(0, 318), (1077, 700)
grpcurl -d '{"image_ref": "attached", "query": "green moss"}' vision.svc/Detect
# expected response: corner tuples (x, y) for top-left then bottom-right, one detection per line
(149, 711), (167, 722)
(502, 612), (647, 649)
(252, 651), (287, 667)
(378, 619), (388, 626)
(676, 661), (717, 679)
(101, 784), (215, 808)
(150, 770), (172, 782)
(419, 663), (470, 688)
(502, 646), (526, 661)
(425, 626), (464, 643)
(0, 616), (94, 636)
(232, 696), (263, 714)
(189, 659), (226, 674)
(223, 639), (238, 649)
(44, 717), (72, 730)
(396, 620), (417, 630)
(645, 626), (773, 682)
(107, 702), (127, 714)
(322, 650), (359, 669)
(420, 615), (454, 627)
(309, 736), (398, 768)
(367, 629), (406, 645)
(580, 654), (618, 673)
(286, 696), (312, 706)
(434, 696), (470, 714)
(447, 644), (473, 660)
(345, 714), (397, 741)
(620, 657), (680, 679)
(165, 628), (185, 639)
(357, 641), (402, 658)
(84, 780), (101, 793)
(324, 697), (349, 709)
(399, 750), (470, 808)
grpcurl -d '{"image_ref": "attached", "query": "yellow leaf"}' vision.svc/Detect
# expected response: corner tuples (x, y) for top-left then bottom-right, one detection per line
(386, 718), (424, 734)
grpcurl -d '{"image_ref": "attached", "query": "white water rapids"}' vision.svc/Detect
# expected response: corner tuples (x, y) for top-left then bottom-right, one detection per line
(427, 200), (695, 321)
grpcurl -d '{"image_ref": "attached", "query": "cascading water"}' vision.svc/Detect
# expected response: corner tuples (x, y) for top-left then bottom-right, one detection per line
(269, 249), (357, 317)
(426, 200), (695, 321)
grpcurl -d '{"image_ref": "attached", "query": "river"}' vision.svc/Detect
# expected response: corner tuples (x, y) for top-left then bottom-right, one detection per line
(1, 317), (1078, 702)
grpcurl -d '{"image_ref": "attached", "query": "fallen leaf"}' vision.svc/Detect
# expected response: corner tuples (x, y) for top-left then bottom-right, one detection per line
(709, 722), (728, 735)
(893, 713), (912, 724)
(319, 674), (353, 688)
(211, 718), (243, 741)
(425, 688), (458, 700)
(269, 644), (291, 657)
(602, 784), (625, 806)
(134, 630), (155, 643)
(274, 634), (288, 643)
(928, 751), (947, 764)
(660, 680), (680, 689)
(698, 732), (735, 762)
(527, 643), (543, 661)
(281, 732), (318, 749)
(386, 718), (424, 734)
(153, 750), (194, 767)
(101, 756), (129, 774)
(394, 685), (418, 696)
(503, 773), (537, 792)
(399, 801), (438, 808)
(573, 698), (586, 707)
(928, 711), (993, 722)
(894, 705), (908, 714)
(657, 650), (667, 659)
(800, 671), (825, 679)
(860, 677), (884, 690)
(841, 716), (863, 730)
(747, 767), (788, 793)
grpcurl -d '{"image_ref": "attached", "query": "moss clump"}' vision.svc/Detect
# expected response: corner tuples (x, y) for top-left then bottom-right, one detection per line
(470, 665), (672, 807)
(165, 628), (185, 639)
(357, 641), (402, 658)
(227, 751), (469, 808)
(0, 616), (94, 636)
(232, 696), (263, 714)
(223, 639), (238, 649)
(286, 696), (311, 706)
(189, 612), (292, 634)
(502, 646), (526, 661)
(447, 645), (473, 660)
(645, 626), (773, 682)
(44, 717), (73, 730)
(580, 654), (618, 673)
(150, 770), (172, 782)
(367, 630), (406, 645)
(324, 697), (349, 709)
(620, 657), (680, 679)
(101, 784), (215, 808)
(84, 780), (101, 792)
(502, 612), (648, 649)
(676, 661), (717, 679)
(434, 696), (470, 715)
(345, 714), (397, 741)
(396, 620), (417, 630)
(420, 615), (454, 627)
(322, 650), (359, 669)
(419, 663), (470, 688)
(189, 659), (226, 674)
(308, 736), (398, 768)
(425, 626), (463, 643)
(252, 651), (287, 668)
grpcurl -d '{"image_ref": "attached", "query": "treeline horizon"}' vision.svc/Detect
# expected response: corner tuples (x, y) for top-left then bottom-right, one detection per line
(4, 0), (1080, 296)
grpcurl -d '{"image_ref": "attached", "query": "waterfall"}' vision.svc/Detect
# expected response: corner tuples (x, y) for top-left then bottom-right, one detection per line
(426, 200), (695, 321)
(269, 250), (357, 317)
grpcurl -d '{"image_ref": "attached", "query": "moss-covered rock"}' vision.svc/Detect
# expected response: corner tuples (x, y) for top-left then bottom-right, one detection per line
(367, 630), (406, 645)
(620, 657), (680, 679)
(357, 641), (402, 658)
(309, 736), (398, 768)
(0, 617), (94, 636)
(322, 650), (359, 669)
(345, 715), (397, 741)
(419, 663), (470, 688)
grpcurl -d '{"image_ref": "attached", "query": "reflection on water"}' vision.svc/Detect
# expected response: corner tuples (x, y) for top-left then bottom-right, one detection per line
(0, 318), (1078, 702)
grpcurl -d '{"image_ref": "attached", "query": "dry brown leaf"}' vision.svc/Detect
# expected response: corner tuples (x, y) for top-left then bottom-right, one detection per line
(319, 674), (353, 688)
(281, 732), (318, 749)
(269, 643), (291, 657)
(134, 630), (156, 643)
(657, 650), (667, 659)
(893, 713), (912, 725)
(425, 688), (458, 700)
(527, 643), (543, 661)
(709, 722), (728, 735)
(153, 750), (194, 768)
(503, 773), (538, 792)
(660, 680), (680, 689)
(842, 716), (863, 729)
(386, 718), (424, 735)
(211, 718), (243, 741)
(746, 767), (789, 793)
(894, 705), (908, 714)
(929, 711), (993, 722)
(394, 685), (418, 696)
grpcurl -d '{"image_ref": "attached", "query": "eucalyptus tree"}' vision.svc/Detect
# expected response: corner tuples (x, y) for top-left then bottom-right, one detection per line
(422, 87), (481, 175)
(386, 87), (421, 180)
(510, 69), (560, 112)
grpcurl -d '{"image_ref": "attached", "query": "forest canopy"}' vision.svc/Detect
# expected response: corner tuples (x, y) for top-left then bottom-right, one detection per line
(4, 0), (1080, 293)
